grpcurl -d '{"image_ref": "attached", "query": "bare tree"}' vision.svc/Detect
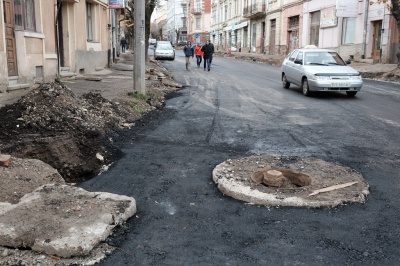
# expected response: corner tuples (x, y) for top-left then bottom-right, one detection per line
(125, 0), (157, 61)
(175, 29), (181, 45)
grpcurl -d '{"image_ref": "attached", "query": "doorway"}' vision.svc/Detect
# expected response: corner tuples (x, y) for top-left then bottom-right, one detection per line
(269, 19), (276, 54)
(4, 0), (18, 76)
(372, 20), (382, 61)
(56, 2), (65, 67)
(261, 22), (265, 54)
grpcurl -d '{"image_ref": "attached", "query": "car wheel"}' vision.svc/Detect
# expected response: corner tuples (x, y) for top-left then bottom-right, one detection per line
(346, 91), (357, 97)
(302, 78), (311, 96)
(282, 74), (290, 89)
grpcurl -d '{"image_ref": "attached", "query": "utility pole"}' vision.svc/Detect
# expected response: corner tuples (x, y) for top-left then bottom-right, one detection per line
(134, 0), (145, 94)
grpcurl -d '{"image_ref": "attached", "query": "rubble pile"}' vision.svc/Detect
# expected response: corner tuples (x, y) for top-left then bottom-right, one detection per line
(0, 81), (152, 182)
(3, 81), (137, 135)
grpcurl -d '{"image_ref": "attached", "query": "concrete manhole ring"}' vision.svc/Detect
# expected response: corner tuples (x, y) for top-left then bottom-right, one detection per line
(212, 154), (369, 208)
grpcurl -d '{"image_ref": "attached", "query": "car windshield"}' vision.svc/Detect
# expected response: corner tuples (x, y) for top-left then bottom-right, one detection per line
(304, 51), (346, 66)
(157, 44), (172, 50)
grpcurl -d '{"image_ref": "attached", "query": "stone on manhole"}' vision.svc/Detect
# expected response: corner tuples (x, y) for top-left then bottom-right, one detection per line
(212, 154), (369, 208)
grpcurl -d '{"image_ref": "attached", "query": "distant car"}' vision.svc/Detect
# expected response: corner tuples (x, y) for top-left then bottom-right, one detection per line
(281, 48), (363, 97)
(154, 41), (175, 60)
(149, 38), (157, 46)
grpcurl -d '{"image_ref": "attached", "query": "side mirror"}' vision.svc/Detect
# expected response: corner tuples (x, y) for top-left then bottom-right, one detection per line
(345, 60), (351, 64)
(294, 59), (303, 65)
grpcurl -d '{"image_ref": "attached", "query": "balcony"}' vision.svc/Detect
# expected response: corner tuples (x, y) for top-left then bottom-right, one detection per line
(192, 8), (202, 14)
(243, 2), (266, 19)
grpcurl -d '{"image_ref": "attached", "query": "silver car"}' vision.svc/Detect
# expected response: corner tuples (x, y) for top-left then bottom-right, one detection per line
(154, 41), (175, 60)
(281, 48), (362, 97)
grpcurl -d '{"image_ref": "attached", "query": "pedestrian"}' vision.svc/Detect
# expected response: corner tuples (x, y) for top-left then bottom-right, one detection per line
(194, 43), (204, 67)
(201, 40), (214, 71)
(209, 41), (215, 64)
(120, 37), (127, 53)
(183, 41), (194, 70)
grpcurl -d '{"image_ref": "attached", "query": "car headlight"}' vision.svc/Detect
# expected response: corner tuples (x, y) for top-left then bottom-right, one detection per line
(312, 75), (330, 80)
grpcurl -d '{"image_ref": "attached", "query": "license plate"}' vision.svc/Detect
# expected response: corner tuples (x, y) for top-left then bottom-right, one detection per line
(331, 83), (350, 87)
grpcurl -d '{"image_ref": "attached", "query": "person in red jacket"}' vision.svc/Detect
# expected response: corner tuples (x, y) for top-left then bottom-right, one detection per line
(194, 43), (204, 67)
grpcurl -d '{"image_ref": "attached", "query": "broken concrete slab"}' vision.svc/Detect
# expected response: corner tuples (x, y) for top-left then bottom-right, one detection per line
(75, 76), (102, 81)
(0, 154), (11, 167)
(0, 184), (136, 258)
(162, 79), (183, 88)
(0, 157), (65, 204)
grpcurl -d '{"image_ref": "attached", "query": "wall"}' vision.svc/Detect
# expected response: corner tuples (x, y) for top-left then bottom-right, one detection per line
(0, 2), (7, 92)
(75, 50), (108, 74)
(281, 0), (303, 54)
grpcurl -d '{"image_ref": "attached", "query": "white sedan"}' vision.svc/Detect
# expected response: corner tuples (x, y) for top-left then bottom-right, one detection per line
(281, 48), (363, 97)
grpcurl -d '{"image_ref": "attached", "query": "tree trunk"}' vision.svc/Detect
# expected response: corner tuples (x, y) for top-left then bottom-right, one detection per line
(126, 0), (156, 62)
(391, 0), (400, 67)
(145, 0), (156, 62)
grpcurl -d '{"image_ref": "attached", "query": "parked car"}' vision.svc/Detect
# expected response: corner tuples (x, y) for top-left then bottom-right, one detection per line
(149, 38), (157, 46)
(281, 48), (363, 97)
(154, 41), (175, 60)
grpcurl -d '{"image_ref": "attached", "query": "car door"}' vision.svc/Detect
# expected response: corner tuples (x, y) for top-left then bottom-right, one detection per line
(292, 51), (304, 86)
(284, 50), (299, 83)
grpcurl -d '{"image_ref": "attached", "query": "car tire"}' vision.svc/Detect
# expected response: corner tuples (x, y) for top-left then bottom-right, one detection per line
(346, 91), (357, 97)
(302, 78), (311, 96)
(282, 74), (290, 89)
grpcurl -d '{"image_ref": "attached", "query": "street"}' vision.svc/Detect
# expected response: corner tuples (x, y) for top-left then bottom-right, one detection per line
(80, 51), (400, 265)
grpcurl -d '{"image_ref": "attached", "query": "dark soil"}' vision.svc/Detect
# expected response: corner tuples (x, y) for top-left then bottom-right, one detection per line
(0, 78), (174, 183)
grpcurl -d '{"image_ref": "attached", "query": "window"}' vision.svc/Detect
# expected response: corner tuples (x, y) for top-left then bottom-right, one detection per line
(86, 3), (93, 41)
(295, 51), (303, 64)
(252, 23), (257, 49)
(342, 17), (356, 44)
(14, 0), (36, 31)
(310, 11), (320, 47)
(288, 50), (299, 62)
(195, 0), (201, 12)
(212, 10), (216, 25)
(289, 16), (299, 30)
(182, 17), (187, 28)
(196, 18), (201, 30)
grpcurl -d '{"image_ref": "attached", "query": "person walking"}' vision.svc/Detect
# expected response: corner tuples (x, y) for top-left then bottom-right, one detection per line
(120, 37), (127, 53)
(183, 41), (194, 70)
(194, 43), (204, 67)
(209, 41), (215, 64)
(201, 40), (214, 71)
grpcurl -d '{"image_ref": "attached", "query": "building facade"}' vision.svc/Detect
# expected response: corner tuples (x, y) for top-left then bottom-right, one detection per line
(0, 0), (111, 93)
(167, 0), (188, 45)
(201, 0), (397, 63)
(187, 0), (212, 44)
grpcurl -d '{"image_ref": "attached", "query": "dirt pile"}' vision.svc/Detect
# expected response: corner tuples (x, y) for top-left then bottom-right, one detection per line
(0, 80), (167, 183)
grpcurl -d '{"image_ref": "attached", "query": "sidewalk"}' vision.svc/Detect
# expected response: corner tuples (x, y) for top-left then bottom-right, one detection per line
(0, 51), (149, 108)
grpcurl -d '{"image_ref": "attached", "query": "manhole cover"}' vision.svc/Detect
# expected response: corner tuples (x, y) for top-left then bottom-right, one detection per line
(212, 154), (369, 208)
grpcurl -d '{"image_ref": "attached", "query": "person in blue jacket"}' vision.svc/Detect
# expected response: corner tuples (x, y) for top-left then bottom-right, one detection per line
(183, 41), (194, 70)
